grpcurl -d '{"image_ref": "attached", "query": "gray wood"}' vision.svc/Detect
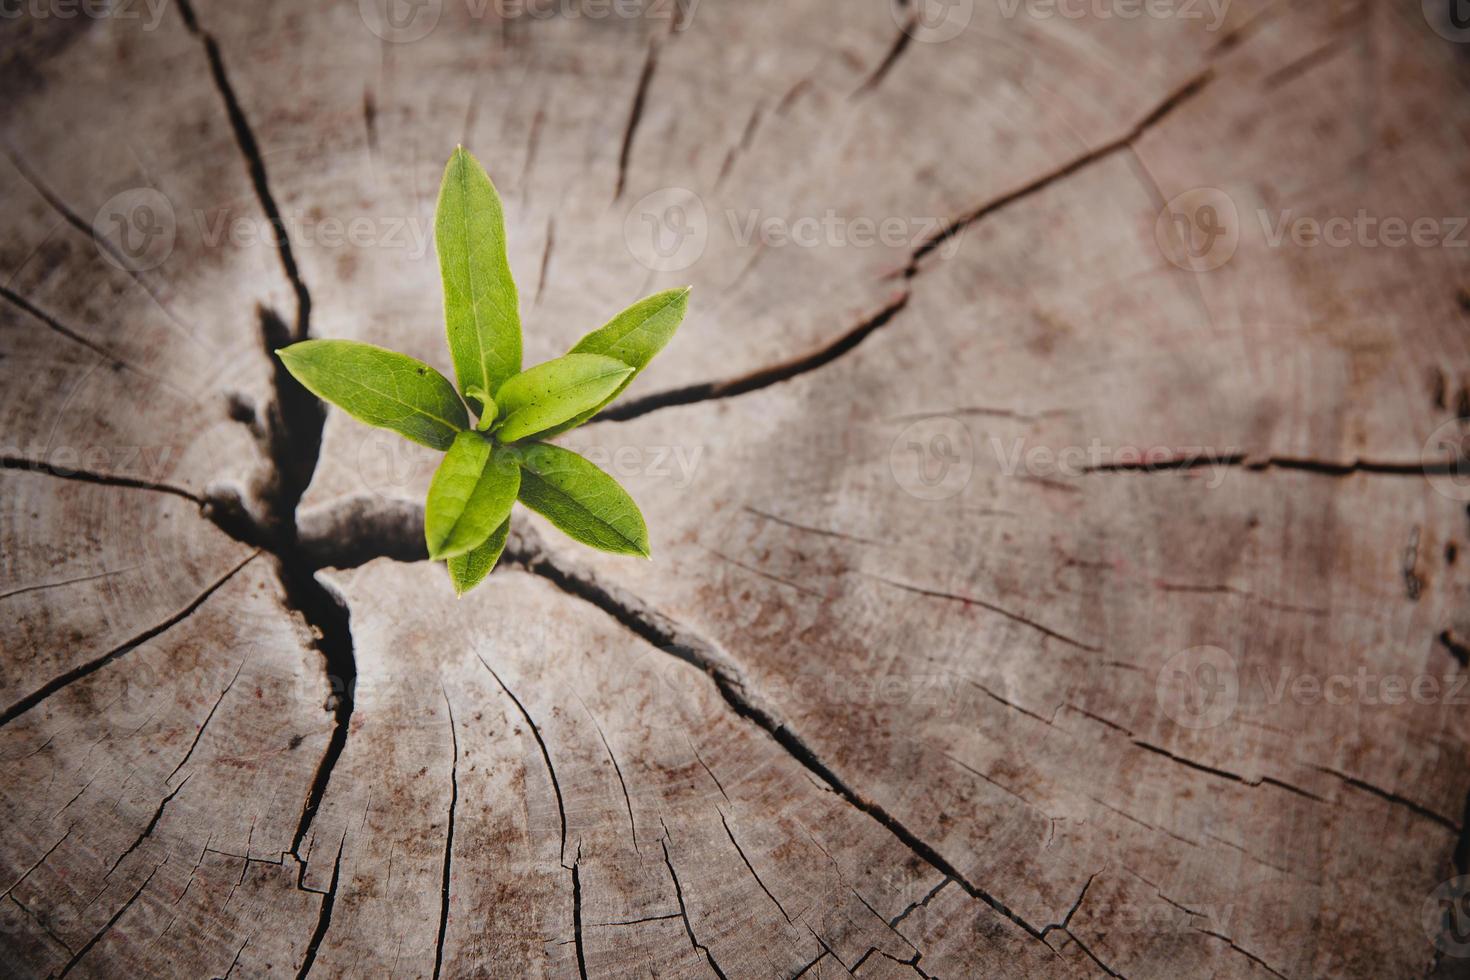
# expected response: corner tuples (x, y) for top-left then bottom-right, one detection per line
(4, 0), (1469, 976)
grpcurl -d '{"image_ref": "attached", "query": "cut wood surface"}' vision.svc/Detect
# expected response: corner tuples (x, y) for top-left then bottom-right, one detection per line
(3, 0), (1470, 977)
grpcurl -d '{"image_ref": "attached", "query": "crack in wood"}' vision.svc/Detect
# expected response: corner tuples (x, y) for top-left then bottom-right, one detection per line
(1086, 452), (1469, 479)
(177, 0), (310, 340)
(431, 688), (458, 980)
(479, 655), (571, 867)
(854, 12), (917, 96)
(506, 523), (1062, 951)
(662, 836), (729, 980)
(0, 284), (172, 388)
(106, 774), (192, 878)
(0, 552), (258, 727)
(1, 825), (74, 902)
(719, 810), (792, 925)
(58, 858), (164, 977)
(614, 39), (659, 201)
(866, 573), (1101, 653)
(599, 291), (911, 423)
(571, 844), (589, 980)
(293, 837), (344, 979)
(582, 699), (639, 856)
(582, 72), (1212, 432)
(1312, 764), (1460, 832)
(166, 657), (247, 784)
(0, 147), (189, 336)
(0, 454), (200, 503)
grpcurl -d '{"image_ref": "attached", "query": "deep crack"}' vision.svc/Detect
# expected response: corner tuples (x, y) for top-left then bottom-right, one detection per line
(432, 689), (458, 980)
(614, 39), (659, 201)
(505, 523), (1059, 950)
(598, 291), (910, 423)
(0, 553), (258, 727)
(177, 0), (311, 340)
(171, 5), (355, 916)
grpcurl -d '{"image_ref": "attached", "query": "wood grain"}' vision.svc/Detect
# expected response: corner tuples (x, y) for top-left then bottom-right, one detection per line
(3, 0), (1469, 976)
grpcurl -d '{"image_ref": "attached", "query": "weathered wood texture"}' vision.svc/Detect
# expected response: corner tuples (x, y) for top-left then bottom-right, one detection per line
(4, 0), (1470, 976)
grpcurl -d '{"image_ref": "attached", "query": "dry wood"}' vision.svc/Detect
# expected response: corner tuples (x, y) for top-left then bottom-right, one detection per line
(4, 0), (1470, 977)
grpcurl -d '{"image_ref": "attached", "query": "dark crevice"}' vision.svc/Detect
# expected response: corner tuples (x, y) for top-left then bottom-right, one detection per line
(591, 912), (680, 927)
(58, 860), (163, 977)
(177, 0), (311, 341)
(505, 524), (1058, 951)
(571, 849), (589, 980)
(165, 7), (353, 902)
(11, 894), (74, 955)
(889, 877), (950, 928)
(479, 655), (570, 867)
(586, 706), (639, 855)
(294, 838), (344, 980)
(719, 810), (791, 924)
(166, 658), (247, 783)
(599, 291), (910, 423)
(214, 937), (250, 980)
(1040, 871), (1098, 937)
(559, 67), (1204, 432)
(1312, 765), (1459, 832)
(106, 775), (192, 877)
(0, 553), (258, 728)
(1063, 931), (1126, 979)
(662, 838), (729, 980)
(0, 284), (153, 380)
(0, 149), (186, 332)
(0, 568), (133, 603)
(1194, 927), (1287, 980)
(297, 496), (427, 569)
(854, 15), (916, 95)
(906, 68), (1213, 270)
(1, 826), (73, 902)
(1132, 741), (1325, 804)
(1086, 452), (1468, 479)
(175, 0), (353, 892)
(1, 454), (200, 503)
(432, 690), (458, 980)
(283, 569), (355, 860)
(254, 307), (328, 542)
(614, 40), (659, 200)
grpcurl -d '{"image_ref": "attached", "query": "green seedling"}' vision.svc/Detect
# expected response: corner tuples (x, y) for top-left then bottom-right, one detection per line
(278, 146), (689, 594)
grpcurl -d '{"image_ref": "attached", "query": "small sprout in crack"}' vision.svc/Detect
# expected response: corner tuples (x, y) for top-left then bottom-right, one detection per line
(277, 146), (690, 595)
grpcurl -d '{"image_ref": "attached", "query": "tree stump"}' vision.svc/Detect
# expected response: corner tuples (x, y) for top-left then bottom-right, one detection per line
(4, 1), (1470, 976)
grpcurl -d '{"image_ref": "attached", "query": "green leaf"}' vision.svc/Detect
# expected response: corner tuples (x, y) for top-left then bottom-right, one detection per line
(540, 287), (691, 437)
(465, 384), (497, 432)
(515, 442), (649, 557)
(276, 340), (467, 450)
(447, 518), (509, 595)
(437, 146), (521, 406)
(493, 354), (634, 443)
(425, 432), (521, 560)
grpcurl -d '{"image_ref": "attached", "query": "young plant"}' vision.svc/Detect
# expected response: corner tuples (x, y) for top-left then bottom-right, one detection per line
(277, 147), (689, 595)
